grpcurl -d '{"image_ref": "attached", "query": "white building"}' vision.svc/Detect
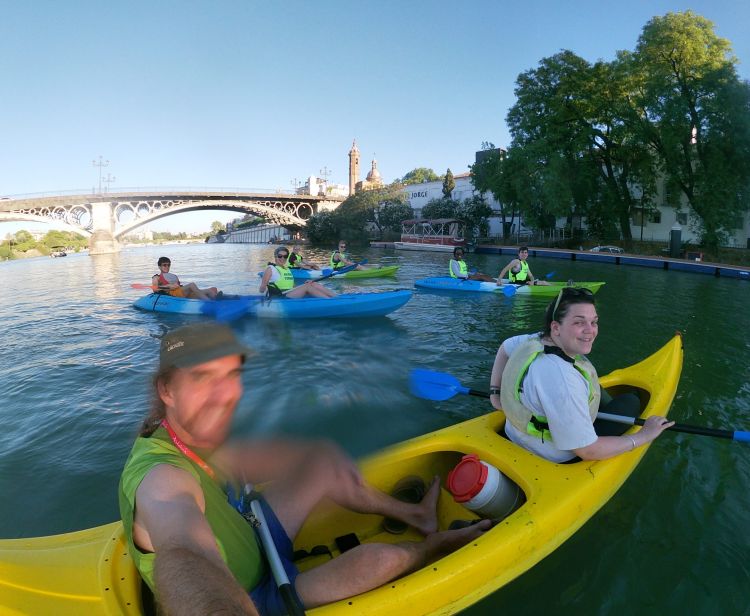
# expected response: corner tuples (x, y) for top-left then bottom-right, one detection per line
(402, 164), (750, 247)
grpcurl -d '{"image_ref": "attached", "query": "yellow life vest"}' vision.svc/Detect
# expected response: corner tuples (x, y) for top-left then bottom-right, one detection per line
(500, 337), (600, 441)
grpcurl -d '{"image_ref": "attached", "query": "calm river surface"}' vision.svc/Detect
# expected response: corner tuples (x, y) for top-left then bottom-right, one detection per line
(1, 243), (749, 615)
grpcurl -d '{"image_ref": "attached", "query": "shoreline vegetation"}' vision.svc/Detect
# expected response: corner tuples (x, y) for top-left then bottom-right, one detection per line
(1, 230), (208, 261)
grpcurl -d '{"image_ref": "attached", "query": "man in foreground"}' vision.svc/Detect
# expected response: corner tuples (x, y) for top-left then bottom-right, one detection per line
(119, 323), (489, 615)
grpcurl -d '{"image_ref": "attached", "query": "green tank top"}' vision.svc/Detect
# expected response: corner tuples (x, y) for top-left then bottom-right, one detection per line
(509, 260), (530, 282)
(118, 427), (265, 592)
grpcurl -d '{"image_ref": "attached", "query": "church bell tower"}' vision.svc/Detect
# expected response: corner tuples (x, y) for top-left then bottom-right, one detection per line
(348, 140), (360, 196)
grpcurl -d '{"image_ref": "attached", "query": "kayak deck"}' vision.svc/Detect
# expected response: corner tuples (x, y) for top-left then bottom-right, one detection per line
(0, 335), (682, 615)
(292, 265), (400, 280)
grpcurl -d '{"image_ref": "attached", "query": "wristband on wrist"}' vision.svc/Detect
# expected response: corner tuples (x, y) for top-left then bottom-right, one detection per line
(490, 387), (501, 395)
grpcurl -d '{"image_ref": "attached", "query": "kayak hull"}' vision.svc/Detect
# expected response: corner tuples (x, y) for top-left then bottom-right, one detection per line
(0, 335), (682, 615)
(415, 277), (606, 296)
(133, 291), (412, 319)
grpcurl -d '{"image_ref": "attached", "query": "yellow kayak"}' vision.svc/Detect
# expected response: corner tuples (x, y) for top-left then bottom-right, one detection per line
(0, 334), (683, 615)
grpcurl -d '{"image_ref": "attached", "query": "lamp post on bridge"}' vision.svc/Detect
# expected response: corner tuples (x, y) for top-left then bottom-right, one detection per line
(92, 156), (110, 194)
(103, 173), (116, 193)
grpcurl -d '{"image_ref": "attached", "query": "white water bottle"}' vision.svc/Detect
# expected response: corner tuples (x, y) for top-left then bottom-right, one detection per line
(446, 454), (521, 519)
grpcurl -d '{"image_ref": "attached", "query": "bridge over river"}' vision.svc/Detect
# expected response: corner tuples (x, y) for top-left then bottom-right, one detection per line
(0, 188), (344, 254)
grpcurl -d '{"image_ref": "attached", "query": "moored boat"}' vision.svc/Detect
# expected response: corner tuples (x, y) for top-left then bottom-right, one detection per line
(133, 290), (412, 319)
(0, 335), (683, 615)
(395, 219), (469, 252)
(415, 277), (606, 296)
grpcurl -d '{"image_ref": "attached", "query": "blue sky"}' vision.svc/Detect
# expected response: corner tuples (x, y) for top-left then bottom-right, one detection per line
(2, 0), (748, 233)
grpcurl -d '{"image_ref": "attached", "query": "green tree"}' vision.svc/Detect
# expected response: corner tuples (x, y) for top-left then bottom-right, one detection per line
(210, 220), (225, 234)
(630, 11), (750, 252)
(305, 210), (340, 245)
(457, 195), (493, 238)
(422, 197), (459, 220)
(373, 202), (413, 239)
(442, 169), (456, 198)
(401, 167), (441, 185)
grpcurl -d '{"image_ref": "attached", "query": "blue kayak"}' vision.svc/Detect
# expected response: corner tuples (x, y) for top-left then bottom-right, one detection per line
(133, 290), (412, 319)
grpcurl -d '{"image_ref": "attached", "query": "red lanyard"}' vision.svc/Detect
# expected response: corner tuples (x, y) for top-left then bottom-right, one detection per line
(161, 419), (216, 480)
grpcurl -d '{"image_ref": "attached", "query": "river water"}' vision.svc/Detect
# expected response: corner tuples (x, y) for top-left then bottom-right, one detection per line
(1, 243), (748, 615)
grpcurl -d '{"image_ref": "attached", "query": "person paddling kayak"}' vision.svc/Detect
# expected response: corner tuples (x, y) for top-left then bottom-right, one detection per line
(152, 256), (220, 300)
(449, 247), (495, 282)
(496, 246), (551, 287)
(259, 246), (336, 298)
(119, 323), (491, 615)
(288, 243), (319, 270)
(489, 287), (674, 462)
(330, 240), (364, 270)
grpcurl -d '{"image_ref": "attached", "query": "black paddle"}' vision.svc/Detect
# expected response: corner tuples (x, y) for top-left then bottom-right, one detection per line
(409, 368), (750, 443)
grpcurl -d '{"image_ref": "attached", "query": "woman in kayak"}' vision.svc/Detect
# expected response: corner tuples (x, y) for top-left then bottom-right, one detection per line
(448, 247), (495, 282)
(152, 256), (220, 300)
(259, 246), (337, 298)
(489, 287), (674, 462)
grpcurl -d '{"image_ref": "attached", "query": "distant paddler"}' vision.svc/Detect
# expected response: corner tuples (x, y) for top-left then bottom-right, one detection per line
(449, 247), (495, 282)
(259, 246), (337, 298)
(152, 256), (220, 300)
(497, 246), (551, 287)
(330, 240), (364, 270)
(288, 243), (319, 270)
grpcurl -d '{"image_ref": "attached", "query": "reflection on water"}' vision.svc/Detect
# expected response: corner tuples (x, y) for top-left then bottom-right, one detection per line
(1, 243), (749, 614)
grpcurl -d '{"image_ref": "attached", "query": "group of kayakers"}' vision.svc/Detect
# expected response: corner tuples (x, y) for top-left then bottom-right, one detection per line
(448, 245), (552, 286)
(151, 240), (360, 301)
(123, 242), (679, 615)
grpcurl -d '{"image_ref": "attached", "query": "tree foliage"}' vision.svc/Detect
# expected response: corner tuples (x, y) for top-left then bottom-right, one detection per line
(494, 10), (750, 250)
(305, 183), (411, 244)
(401, 167), (441, 185)
(442, 169), (456, 198)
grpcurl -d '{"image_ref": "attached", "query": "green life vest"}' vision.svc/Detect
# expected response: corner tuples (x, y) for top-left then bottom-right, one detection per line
(118, 427), (265, 592)
(269, 264), (294, 291)
(330, 250), (348, 269)
(509, 260), (530, 283)
(288, 252), (303, 268)
(449, 259), (468, 278)
(499, 337), (600, 441)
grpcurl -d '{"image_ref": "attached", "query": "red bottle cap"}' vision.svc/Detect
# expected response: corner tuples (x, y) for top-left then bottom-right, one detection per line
(446, 454), (488, 503)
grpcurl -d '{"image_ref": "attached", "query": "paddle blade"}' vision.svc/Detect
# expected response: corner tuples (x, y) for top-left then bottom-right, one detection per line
(502, 285), (516, 297)
(213, 298), (254, 322)
(545, 271), (556, 279)
(734, 431), (750, 443)
(321, 268), (333, 276)
(409, 369), (467, 401)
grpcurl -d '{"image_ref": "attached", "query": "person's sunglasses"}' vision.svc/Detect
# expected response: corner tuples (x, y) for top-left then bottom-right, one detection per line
(552, 287), (594, 320)
(276, 253), (289, 259)
(160, 263), (171, 267)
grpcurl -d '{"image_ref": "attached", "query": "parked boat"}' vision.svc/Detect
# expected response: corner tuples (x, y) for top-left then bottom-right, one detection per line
(415, 277), (606, 296)
(133, 290), (412, 319)
(395, 219), (469, 252)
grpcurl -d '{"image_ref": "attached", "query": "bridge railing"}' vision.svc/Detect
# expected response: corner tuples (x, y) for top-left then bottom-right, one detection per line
(2, 186), (299, 200)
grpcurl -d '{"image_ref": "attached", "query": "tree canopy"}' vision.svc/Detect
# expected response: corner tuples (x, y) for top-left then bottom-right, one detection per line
(484, 10), (749, 252)
(401, 167), (441, 185)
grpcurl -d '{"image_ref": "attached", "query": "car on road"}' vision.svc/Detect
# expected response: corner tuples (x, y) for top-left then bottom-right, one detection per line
(589, 245), (624, 254)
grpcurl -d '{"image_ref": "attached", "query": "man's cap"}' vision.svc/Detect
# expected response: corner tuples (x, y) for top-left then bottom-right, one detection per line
(159, 323), (253, 369)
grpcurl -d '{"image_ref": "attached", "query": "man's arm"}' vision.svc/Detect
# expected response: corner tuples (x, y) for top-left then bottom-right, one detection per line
(497, 259), (517, 283)
(218, 439), (362, 487)
(136, 465), (259, 615)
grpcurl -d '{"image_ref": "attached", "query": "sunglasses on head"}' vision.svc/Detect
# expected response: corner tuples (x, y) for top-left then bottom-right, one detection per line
(552, 287), (594, 320)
